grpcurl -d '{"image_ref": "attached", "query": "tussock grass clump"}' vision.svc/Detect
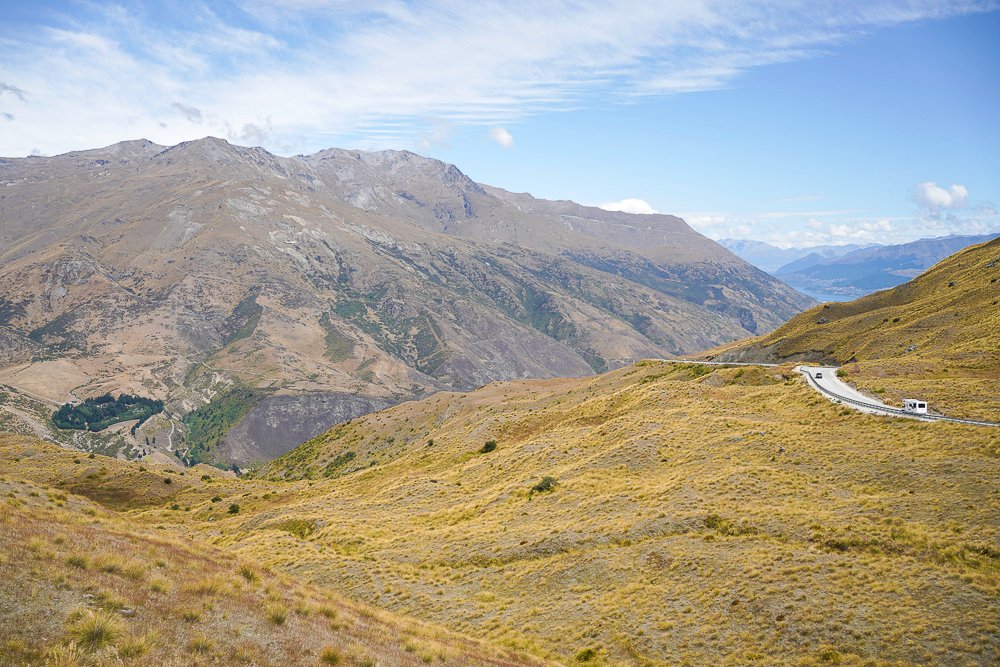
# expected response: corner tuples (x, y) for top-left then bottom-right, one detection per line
(118, 631), (156, 658)
(320, 645), (342, 664)
(93, 555), (126, 575)
(277, 518), (315, 539)
(185, 574), (227, 596)
(149, 575), (172, 593)
(237, 563), (259, 584)
(66, 554), (87, 569)
(179, 609), (202, 623)
(93, 589), (129, 613)
(42, 642), (90, 667)
(266, 604), (288, 625)
(187, 634), (214, 654)
(65, 609), (123, 651)
(704, 513), (757, 536)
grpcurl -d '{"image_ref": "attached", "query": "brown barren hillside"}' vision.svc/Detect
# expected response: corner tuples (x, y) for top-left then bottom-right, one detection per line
(0, 138), (812, 466)
(706, 236), (1000, 420)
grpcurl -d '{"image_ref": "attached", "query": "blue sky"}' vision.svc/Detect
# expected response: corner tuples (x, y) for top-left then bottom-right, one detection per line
(1, 1), (997, 247)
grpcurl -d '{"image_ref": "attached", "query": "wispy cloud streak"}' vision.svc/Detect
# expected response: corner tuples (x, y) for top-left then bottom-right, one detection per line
(0, 1), (993, 155)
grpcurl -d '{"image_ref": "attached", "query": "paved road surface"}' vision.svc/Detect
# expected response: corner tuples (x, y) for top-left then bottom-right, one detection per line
(657, 360), (998, 427)
(796, 366), (909, 417)
(797, 365), (998, 427)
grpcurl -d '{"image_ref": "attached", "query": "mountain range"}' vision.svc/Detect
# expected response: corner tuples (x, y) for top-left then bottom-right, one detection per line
(0, 137), (813, 467)
(718, 238), (873, 273)
(773, 233), (1000, 300)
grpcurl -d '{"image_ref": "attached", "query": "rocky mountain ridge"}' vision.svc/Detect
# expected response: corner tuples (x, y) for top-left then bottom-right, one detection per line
(0, 137), (813, 465)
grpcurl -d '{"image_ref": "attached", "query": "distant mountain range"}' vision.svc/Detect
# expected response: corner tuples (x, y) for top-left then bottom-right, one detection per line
(718, 238), (873, 273)
(0, 137), (813, 466)
(710, 235), (1000, 368)
(774, 233), (1000, 300)
(721, 234), (1000, 301)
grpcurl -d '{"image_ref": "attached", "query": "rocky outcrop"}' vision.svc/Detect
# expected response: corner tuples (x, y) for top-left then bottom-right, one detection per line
(219, 392), (395, 467)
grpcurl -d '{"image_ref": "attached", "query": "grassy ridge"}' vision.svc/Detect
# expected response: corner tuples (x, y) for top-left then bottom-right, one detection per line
(710, 236), (999, 367)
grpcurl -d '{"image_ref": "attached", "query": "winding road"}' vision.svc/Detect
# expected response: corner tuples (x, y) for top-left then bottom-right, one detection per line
(655, 359), (998, 427)
(796, 365), (999, 427)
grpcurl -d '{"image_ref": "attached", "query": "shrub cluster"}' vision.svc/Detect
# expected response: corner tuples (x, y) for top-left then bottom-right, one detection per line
(52, 394), (163, 432)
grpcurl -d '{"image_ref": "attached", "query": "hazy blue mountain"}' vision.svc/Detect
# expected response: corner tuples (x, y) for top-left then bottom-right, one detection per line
(719, 238), (872, 273)
(775, 233), (1000, 300)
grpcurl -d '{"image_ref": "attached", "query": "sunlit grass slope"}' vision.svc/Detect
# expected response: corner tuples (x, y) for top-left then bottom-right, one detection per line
(0, 434), (547, 667)
(211, 362), (1000, 665)
(707, 237), (1000, 420)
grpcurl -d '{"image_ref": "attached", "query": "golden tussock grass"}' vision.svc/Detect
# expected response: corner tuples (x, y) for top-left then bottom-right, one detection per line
(236, 360), (999, 665)
(0, 439), (550, 666)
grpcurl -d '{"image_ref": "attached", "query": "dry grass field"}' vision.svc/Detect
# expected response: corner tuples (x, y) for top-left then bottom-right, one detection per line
(47, 359), (986, 666)
(0, 435), (547, 667)
(258, 363), (999, 665)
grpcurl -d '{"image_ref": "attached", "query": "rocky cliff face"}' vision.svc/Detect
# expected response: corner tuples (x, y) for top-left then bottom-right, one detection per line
(0, 137), (813, 464)
(219, 392), (395, 467)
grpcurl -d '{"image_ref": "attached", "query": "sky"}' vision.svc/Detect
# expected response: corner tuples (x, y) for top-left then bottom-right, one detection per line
(1, 1), (998, 248)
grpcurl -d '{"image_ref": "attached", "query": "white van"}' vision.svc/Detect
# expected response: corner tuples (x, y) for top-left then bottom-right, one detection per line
(902, 399), (928, 414)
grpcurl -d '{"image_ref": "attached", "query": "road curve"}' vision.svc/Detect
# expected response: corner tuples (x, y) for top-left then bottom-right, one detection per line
(796, 365), (999, 427)
(654, 359), (998, 427)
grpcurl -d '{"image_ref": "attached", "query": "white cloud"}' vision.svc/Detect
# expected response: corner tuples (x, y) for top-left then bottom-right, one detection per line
(914, 182), (969, 209)
(489, 127), (514, 148)
(0, 1), (992, 155)
(600, 198), (658, 215)
(418, 117), (454, 149)
(683, 206), (1000, 248)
